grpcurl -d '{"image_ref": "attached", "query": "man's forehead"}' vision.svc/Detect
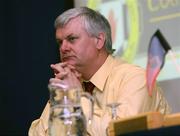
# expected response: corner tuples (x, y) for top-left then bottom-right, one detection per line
(56, 27), (79, 37)
(56, 19), (85, 38)
(56, 29), (81, 42)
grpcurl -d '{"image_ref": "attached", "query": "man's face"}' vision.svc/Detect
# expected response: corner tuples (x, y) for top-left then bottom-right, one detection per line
(55, 17), (99, 72)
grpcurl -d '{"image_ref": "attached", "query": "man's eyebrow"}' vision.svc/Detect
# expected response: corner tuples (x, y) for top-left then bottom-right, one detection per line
(66, 34), (79, 40)
(66, 33), (76, 38)
(66, 34), (73, 38)
(56, 33), (78, 42)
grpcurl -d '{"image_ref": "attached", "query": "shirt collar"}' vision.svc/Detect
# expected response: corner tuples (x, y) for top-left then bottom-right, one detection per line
(90, 55), (115, 92)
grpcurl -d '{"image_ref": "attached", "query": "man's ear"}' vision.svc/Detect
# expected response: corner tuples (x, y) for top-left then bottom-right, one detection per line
(95, 32), (106, 49)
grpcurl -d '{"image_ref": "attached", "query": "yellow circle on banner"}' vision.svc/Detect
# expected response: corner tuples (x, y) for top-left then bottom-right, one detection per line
(122, 0), (140, 63)
(87, 0), (140, 63)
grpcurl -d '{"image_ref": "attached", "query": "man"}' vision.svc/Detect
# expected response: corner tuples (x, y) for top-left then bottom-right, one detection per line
(29, 7), (170, 136)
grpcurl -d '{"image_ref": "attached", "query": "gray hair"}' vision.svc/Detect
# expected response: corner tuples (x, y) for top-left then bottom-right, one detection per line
(54, 7), (114, 54)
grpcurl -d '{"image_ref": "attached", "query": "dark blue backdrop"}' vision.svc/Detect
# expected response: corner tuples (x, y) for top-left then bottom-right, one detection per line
(0, 0), (73, 135)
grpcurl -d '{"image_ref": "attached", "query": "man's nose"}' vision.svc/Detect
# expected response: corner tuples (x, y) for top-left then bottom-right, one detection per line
(60, 40), (70, 52)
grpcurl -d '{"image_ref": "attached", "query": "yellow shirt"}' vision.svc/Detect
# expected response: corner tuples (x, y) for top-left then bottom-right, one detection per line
(29, 55), (171, 136)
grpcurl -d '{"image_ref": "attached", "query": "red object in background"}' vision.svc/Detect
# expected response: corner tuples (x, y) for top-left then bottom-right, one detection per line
(146, 29), (171, 96)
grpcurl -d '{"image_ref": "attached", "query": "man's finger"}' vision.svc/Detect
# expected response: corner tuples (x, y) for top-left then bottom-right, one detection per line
(50, 62), (67, 74)
(55, 71), (68, 79)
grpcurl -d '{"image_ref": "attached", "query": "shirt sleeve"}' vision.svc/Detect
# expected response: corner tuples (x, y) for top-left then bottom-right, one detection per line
(114, 68), (171, 117)
(28, 101), (50, 136)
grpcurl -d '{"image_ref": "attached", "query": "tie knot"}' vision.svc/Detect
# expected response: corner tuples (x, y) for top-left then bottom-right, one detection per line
(83, 81), (95, 94)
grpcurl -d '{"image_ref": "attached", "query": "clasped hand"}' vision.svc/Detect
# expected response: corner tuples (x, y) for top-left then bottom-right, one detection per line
(49, 62), (82, 89)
